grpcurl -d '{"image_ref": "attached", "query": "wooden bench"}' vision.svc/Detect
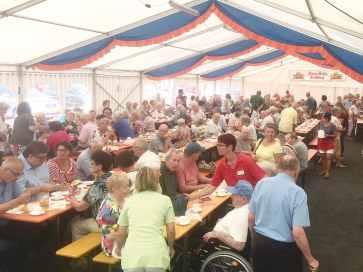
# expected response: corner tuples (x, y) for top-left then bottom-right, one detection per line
(93, 252), (120, 272)
(56, 232), (101, 259)
(308, 137), (318, 148)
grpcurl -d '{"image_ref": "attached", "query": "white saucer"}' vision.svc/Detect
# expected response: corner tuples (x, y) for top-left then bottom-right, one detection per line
(176, 216), (191, 226)
(191, 207), (202, 213)
(215, 191), (228, 197)
(6, 209), (24, 214)
(29, 210), (45, 216)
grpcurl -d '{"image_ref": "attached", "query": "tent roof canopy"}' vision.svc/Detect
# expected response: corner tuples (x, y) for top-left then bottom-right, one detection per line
(0, 0), (362, 82)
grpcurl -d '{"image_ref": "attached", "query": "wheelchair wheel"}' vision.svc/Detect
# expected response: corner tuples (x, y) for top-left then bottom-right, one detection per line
(200, 250), (253, 272)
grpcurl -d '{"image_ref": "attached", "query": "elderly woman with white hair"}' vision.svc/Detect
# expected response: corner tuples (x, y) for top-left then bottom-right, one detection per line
(172, 118), (191, 148)
(190, 102), (206, 125)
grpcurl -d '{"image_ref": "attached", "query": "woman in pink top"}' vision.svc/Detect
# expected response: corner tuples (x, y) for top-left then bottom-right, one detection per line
(48, 141), (78, 184)
(176, 142), (211, 193)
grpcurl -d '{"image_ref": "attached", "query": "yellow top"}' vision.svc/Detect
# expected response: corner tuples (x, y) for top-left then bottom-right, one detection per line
(278, 107), (297, 133)
(255, 139), (282, 170)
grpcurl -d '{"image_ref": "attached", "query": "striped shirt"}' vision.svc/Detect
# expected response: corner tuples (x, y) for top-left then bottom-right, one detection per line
(48, 158), (78, 184)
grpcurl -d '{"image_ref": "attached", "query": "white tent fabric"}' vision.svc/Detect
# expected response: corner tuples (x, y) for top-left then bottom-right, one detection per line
(0, 0), (361, 116)
(0, 0), (360, 68)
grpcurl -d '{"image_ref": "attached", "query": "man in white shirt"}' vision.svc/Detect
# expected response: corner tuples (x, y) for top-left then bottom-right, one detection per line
(77, 139), (103, 180)
(190, 102), (206, 125)
(203, 181), (253, 251)
(207, 113), (223, 137)
(78, 113), (97, 149)
(132, 136), (161, 170)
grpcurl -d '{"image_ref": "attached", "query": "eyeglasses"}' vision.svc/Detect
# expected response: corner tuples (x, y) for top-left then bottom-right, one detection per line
(6, 167), (23, 178)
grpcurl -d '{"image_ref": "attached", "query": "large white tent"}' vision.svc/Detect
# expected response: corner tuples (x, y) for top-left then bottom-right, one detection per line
(0, 0), (362, 116)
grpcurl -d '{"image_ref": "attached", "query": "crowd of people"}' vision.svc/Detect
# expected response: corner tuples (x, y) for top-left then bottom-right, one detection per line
(0, 88), (361, 272)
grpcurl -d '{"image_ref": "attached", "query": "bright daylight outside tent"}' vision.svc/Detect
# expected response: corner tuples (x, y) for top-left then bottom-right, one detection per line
(14, 0), (362, 84)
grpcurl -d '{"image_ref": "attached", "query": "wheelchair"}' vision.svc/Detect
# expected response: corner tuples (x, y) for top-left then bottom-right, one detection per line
(198, 233), (253, 272)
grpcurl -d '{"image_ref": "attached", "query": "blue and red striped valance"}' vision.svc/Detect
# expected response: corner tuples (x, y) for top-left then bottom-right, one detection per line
(34, 0), (363, 83)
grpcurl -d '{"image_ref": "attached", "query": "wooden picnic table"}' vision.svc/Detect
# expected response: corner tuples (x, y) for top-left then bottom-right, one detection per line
(175, 194), (230, 240)
(295, 119), (320, 144)
(0, 205), (72, 224)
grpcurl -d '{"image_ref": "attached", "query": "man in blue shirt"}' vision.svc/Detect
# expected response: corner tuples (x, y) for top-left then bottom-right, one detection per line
(249, 155), (319, 272)
(0, 157), (32, 271)
(15, 141), (54, 198)
(77, 139), (103, 180)
(112, 112), (135, 140)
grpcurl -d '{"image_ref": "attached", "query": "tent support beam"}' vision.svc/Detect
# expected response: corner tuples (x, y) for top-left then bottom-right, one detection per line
(305, 0), (331, 41)
(251, 0), (363, 40)
(12, 14), (106, 34)
(17, 65), (24, 103)
(139, 72), (143, 104)
(0, 0), (46, 18)
(92, 69), (97, 110)
(96, 24), (224, 69)
(22, 0), (208, 67)
(119, 81), (141, 108)
(95, 79), (123, 111)
(221, 0), (363, 56)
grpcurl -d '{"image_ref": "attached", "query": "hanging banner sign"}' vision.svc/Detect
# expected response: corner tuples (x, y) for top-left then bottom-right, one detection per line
(290, 70), (345, 81)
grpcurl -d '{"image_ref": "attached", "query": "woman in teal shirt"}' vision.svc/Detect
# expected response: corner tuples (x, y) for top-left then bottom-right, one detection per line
(115, 166), (175, 272)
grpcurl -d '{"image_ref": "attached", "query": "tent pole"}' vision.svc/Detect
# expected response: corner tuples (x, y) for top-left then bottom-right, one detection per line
(241, 77), (245, 97)
(92, 69), (97, 111)
(196, 75), (200, 97)
(251, 0), (363, 39)
(305, 0), (331, 41)
(17, 65), (24, 103)
(12, 14), (106, 34)
(139, 72), (144, 105)
(0, 0), (46, 19)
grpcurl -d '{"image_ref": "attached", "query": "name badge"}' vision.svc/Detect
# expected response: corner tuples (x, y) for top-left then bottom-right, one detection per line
(237, 170), (245, 176)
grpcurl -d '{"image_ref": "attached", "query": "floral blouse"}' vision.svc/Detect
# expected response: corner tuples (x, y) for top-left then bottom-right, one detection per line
(96, 193), (123, 256)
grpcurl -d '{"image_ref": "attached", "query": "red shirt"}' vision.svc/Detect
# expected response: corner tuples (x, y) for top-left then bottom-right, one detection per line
(47, 130), (71, 151)
(211, 153), (265, 187)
